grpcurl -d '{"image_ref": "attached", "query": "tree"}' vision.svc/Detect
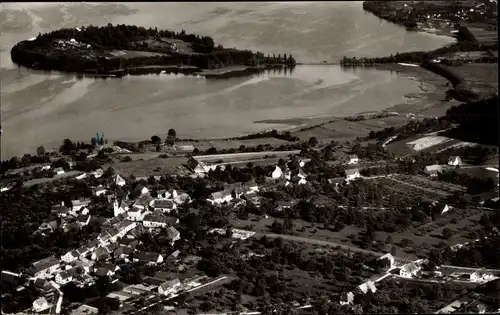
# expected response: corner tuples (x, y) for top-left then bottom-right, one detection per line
(167, 128), (177, 145)
(36, 146), (46, 156)
(308, 137), (319, 147)
(151, 135), (161, 144)
(442, 228), (453, 240)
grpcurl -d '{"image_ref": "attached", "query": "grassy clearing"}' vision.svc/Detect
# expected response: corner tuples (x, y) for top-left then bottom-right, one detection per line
(111, 157), (189, 177)
(108, 50), (169, 59)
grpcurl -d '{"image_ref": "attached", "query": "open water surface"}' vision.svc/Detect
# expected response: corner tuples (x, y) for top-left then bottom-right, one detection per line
(0, 2), (455, 158)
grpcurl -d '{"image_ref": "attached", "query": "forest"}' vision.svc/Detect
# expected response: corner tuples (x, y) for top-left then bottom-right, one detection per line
(10, 24), (296, 74)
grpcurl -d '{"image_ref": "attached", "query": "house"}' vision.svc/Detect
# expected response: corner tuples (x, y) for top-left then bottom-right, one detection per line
(76, 246), (90, 258)
(166, 226), (181, 243)
(470, 269), (499, 283)
(156, 189), (168, 199)
(166, 250), (181, 263)
(432, 201), (451, 214)
(298, 168), (307, 179)
(357, 280), (377, 294)
(41, 164), (51, 171)
(106, 290), (135, 303)
(113, 174), (126, 187)
(400, 262), (421, 278)
(340, 292), (355, 305)
(91, 247), (111, 261)
(113, 199), (129, 217)
(33, 297), (51, 313)
(98, 231), (112, 245)
(93, 185), (107, 197)
(174, 191), (191, 204)
(166, 189), (178, 199)
(114, 220), (137, 238)
(127, 207), (144, 221)
(345, 168), (360, 181)
(154, 199), (176, 213)
(86, 240), (99, 252)
(271, 166), (283, 179)
(54, 167), (65, 175)
(55, 268), (78, 285)
(377, 253), (395, 269)
(92, 169), (104, 178)
(291, 175), (307, 185)
(448, 156), (462, 166)
(187, 157), (208, 173)
(75, 173), (87, 180)
(94, 264), (120, 277)
(223, 182), (244, 198)
(137, 184), (149, 195)
(38, 220), (59, 234)
(76, 214), (91, 227)
(275, 201), (294, 212)
(243, 180), (259, 194)
(70, 304), (99, 315)
(158, 278), (182, 296)
(70, 258), (93, 273)
(425, 164), (445, 177)
(208, 190), (233, 204)
(71, 198), (91, 212)
(61, 250), (80, 263)
(347, 154), (359, 165)
(51, 205), (71, 218)
(113, 246), (133, 260)
(32, 256), (60, 277)
(143, 214), (172, 228)
(135, 252), (164, 265)
(133, 194), (154, 210)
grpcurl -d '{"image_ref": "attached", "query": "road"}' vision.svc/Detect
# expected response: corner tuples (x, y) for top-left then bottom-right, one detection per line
(253, 231), (411, 263)
(134, 276), (230, 313)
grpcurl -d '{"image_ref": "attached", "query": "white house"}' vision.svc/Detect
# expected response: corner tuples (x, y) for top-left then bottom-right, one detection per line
(137, 185), (149, 195)
(345, 168), (360, 181)
(425, 164), (444, 177)
(448, 156), (462, 166)
(271, 166), (283, 179)
(158, 278), (182, 296)
(61, 250), (80, 263)
(143, 214), (170, 229)
(93, 169), (104, 178)
(113, 174), (126, 187)
(54, 167), (65, 175)
(166, 226), (181, 243)
(71, 198), (91, 212)
(75, 173), (87, 180)
(166, 189), (178, 199)
(400, 262), (421, 278)
(208, 191), (232, 204)
(347, 154), (359, 165)
(377, 253), (395, 269)
(470, 269), (499, 283)
(33, 297), (51, 313)
(93, 185), (107, 197)
(33, 256), (60, 277)
(156, 189), (168, 199)
(135, 252), (164, 265)
(55, 268), (77, 285)
(127, 207), (144, 221)
(153, 199), (176, 213)
(41, 165), (51, 171)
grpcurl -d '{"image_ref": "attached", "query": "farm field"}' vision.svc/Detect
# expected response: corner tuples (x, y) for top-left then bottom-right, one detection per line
(111, 156), (189, 177)
(108, 50), (169, 59)
(193, 150), (300, 163)
(454, 63), (498, 97)
(209, 138), (292, 150)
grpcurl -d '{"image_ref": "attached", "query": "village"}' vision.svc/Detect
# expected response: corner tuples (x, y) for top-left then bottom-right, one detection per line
(1, 120), (499, 315)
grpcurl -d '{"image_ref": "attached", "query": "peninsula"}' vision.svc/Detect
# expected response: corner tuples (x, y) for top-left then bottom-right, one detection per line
(10, 24), (296, 78)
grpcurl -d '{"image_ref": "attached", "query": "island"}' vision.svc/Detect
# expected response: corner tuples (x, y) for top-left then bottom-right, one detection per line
(10, 24), (296, 78)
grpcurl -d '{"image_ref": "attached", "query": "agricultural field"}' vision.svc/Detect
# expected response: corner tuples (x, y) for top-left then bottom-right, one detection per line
(111, 156), (189, 177)
(208, 138), (292, 151)
(455, 63), (498, 97)
(108, 50), (169, 59)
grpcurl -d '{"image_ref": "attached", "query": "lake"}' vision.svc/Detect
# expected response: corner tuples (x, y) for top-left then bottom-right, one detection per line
(0, 2), (455, 159)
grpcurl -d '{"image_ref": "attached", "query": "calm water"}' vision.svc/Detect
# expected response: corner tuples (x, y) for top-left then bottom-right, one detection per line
(0, 2), (455, 159)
